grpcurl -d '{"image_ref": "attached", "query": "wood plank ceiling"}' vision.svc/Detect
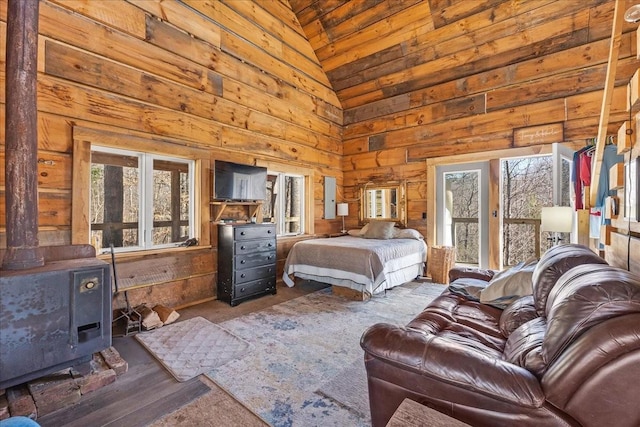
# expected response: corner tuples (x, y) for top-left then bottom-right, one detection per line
(289, 0), (637, 126)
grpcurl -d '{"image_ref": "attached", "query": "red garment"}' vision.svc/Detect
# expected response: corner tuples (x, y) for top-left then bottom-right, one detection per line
(579, 149), (593, 186)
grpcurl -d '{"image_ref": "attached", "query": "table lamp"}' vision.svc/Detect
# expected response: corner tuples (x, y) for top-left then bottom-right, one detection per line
(337, 203), (349, 234)
(541, 206), (573, 245)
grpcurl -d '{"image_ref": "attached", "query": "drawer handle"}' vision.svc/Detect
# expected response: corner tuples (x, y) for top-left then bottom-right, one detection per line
(267, 255), (273, 260)
(240, 260), (246, 264)
(267, 229), (272, 234)
(240, 245), (246, 250)
(240, 287), (245, 293)
(240, 273), (246, 278)
(240, 231), (246, 235)
(268, 243), (273, 247)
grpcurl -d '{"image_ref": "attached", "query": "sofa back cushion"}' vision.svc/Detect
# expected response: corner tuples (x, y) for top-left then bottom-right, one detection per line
(531, 244), (607, 316)
(541, 264), (640, 367)
(499, 295), (537, 337)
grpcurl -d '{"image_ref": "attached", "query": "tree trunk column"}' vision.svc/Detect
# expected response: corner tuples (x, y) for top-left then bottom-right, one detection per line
(2, 0), (44, 270)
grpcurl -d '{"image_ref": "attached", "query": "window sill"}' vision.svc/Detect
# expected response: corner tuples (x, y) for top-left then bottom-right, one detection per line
(97, 244), (212, 262)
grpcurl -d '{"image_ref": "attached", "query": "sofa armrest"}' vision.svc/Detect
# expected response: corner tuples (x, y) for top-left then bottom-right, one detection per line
(360, 323), (545, 408)
(449, 266), (496, 283)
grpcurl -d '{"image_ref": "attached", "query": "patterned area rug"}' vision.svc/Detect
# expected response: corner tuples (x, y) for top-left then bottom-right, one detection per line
(205, 280), (445, 426)
(136, 316), (251, 382)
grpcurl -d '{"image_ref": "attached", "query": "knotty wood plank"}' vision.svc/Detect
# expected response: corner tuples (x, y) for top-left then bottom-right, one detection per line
(37, 1), (219, 94)
(222, 0), (319, 64)
(343, 33), (632, 128)
(29, 68), (221, 145)
(342, 147), (407, 172)
(183, 0), (337, 103)
(127, 0), (222, 48)
(337, 8), (592, 108)
(221, 126), (342, 170)
(142, 17), (343, 132)
(344, 98), (566, 156)
(0, 190), (71, 228)
(487, 56), (638, 112)
(290, 0), (347, 26)
(48, 0), (146, 39)
(253, 0), (307, 38)
(430, 0), (504, 30)
(0, 108), (73, 155)
(317, 2), (433, 68)
(308, 0), (418, 49)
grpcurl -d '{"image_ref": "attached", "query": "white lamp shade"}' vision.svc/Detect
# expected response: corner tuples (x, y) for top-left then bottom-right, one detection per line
(540, 206), (573, 233)
(337, 203), (349, 216)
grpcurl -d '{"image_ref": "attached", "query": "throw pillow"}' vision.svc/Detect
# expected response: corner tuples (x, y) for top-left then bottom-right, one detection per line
(392, 228), (424, 240)
(347, 229), (362, 237)
(362, 220), (396, 239)
(479, 258), (537, 307)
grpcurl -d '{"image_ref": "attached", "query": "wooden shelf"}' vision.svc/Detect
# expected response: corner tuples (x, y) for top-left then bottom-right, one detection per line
(210, 201), (263, 223)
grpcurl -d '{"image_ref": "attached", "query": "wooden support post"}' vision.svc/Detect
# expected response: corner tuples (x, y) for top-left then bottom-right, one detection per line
(2, 0), (44, 270)
(589, 0), (625, 208)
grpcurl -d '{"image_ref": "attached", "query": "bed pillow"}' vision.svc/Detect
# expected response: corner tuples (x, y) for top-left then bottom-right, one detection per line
(393, 228), (424, 240)
(362, 220), (396, 239)
(347, 229), (362, 237)
(479, 258), (537, 307)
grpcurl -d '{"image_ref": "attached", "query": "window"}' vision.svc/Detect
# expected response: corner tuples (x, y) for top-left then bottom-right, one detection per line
(90, 146), (194, 252)
(263, 171), (305, 236)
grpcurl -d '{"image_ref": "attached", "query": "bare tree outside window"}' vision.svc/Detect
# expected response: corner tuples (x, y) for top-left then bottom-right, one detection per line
(446, 171), (479, 265)
(90, 148), (192, 252)
(502, 156), (553, 266)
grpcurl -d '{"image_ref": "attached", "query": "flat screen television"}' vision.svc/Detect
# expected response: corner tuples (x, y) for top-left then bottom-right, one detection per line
(214, 160), (267, 201)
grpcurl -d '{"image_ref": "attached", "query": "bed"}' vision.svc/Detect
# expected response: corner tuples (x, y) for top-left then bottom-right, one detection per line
(282, 227), (427, 297)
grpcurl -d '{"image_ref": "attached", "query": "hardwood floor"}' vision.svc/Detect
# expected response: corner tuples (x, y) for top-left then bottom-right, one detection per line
(37, 281), (328, 427)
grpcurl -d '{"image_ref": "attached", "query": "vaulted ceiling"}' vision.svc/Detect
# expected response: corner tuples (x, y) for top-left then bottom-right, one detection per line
(289, 0), (639, 126)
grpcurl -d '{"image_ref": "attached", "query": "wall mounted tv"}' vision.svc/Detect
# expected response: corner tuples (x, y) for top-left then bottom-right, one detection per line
(214, 160), (267, 201)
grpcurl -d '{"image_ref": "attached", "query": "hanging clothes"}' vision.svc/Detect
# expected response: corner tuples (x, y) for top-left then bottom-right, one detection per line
(571, 144), (594, 210)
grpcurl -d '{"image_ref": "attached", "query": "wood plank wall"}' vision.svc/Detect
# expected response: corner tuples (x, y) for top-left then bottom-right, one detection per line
(293, 0), (639, 265)
(0, 0), (343, 309)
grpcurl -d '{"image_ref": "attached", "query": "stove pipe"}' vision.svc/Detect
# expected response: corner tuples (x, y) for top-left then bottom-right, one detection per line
(2, 0), (44, 270)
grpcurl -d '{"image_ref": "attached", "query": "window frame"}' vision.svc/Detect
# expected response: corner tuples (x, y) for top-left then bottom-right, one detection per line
(89, 145), (196, 253)
(257, 160), (314, 238)
(72, 126), (210, 253)
(269, 170), (305, 236)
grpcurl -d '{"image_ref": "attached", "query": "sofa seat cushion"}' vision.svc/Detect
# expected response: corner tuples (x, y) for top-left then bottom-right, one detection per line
(407, 293), (506, 355)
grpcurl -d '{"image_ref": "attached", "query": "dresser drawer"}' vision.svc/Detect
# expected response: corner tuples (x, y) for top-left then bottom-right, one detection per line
(233, 277), (276, 299)
(235, 264), (275, 284)
(235, 239), (275, 254)
(236, 250), (276, 269)
(234, 225), (276, 241)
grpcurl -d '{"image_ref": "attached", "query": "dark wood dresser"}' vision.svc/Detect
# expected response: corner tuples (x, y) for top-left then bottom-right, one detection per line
(217, 223), (277, 306)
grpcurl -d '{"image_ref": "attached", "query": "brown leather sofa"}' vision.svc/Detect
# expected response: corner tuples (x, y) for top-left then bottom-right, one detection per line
(360, 244), (640, 427)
